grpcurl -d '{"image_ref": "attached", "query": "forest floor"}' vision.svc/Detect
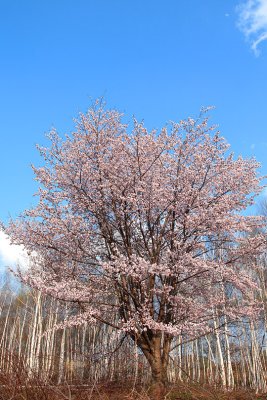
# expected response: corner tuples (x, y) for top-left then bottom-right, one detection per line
(0, 382), (267, 400)
(85, 383), (267, 400)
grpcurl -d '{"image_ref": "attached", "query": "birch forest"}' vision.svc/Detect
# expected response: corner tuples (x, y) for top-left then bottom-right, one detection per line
(1, 256), (267, 399)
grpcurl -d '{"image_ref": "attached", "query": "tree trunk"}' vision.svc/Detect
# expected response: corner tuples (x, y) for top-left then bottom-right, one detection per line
(137, 333), (171, 400)
(149, 356), (168, 400)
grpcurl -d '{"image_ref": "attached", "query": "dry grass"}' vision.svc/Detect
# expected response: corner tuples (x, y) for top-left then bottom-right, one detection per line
(0, 377), (267, 400)
(0, 354), (266, 400)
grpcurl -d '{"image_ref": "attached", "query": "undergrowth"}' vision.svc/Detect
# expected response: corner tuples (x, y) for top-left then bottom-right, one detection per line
(0, 355), (266, 400)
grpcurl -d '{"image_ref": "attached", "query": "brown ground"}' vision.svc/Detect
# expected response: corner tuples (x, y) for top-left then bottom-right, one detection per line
(0, 381), (266, 400)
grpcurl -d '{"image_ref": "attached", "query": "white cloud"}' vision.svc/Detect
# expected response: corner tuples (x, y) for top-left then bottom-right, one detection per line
(0, 231), (29, 270)
(237, 0), (267, 56)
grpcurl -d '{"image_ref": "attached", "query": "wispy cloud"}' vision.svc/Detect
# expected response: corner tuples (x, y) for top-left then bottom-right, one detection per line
(0, 231), (29, 271)
(237, 0), (267, 56)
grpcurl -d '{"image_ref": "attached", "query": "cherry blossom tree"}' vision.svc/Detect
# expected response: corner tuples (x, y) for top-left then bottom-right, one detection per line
(6, 102), (266, 397)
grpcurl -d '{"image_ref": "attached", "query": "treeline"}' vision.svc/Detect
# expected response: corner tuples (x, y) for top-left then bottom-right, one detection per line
(0, 265), (267, 393)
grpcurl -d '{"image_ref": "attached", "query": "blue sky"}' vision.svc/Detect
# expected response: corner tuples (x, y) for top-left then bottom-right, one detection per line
(1, 0), (267, 266)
